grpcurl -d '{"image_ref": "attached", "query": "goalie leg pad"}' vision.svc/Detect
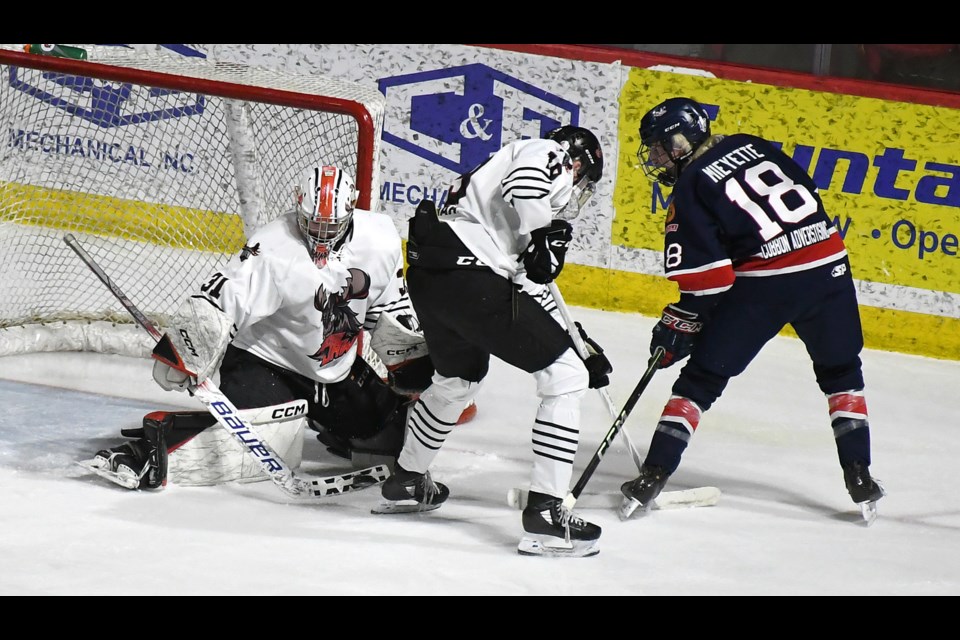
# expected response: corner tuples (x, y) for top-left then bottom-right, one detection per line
(166, 404), (306, 487)
(83, 401), (310, 490)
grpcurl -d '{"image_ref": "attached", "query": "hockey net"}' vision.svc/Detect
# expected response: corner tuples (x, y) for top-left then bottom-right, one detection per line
(0, 45), (386, 359)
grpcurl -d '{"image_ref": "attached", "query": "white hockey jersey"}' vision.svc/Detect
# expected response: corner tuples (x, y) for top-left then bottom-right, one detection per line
(195, 210), (410, 384)
(441, 138), (575, 282)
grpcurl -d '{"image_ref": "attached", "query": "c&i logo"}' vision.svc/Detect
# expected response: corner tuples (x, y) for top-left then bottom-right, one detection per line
(378, 63), (580, 174)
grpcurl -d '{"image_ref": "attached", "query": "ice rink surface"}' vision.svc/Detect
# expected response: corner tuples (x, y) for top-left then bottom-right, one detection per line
(1, 307), (958, 595)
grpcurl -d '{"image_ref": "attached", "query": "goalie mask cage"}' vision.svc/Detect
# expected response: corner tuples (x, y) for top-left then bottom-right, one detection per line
(0, 46), (386, 358)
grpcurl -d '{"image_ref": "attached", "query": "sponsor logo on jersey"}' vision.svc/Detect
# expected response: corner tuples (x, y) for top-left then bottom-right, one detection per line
(378, 63), (580, 175)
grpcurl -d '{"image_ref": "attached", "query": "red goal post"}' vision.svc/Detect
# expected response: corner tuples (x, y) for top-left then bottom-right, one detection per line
(0, 46), (386, 357)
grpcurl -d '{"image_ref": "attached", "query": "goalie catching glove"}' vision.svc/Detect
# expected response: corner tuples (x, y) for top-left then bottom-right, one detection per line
(152, 296), (236, 392)
(650, 304), (703, 368)
(574, 321), (612, 389)
(521, 219), (573, 284)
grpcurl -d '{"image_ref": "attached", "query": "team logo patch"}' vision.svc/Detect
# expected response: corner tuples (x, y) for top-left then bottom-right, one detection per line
(310, 267), (370, 366)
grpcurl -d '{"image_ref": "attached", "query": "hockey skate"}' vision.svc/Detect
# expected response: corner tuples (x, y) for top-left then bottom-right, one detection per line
(80, 439), (162, 490)
(79, 414), (168, 490)
(371, 463), (449, 514)
(518, 491), (601, 558)
(843, 461), (886, 526)
(618, 464), (670, 520)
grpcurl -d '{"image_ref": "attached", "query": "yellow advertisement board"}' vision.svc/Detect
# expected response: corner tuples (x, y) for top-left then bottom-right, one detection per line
(568, 67), (960, 360)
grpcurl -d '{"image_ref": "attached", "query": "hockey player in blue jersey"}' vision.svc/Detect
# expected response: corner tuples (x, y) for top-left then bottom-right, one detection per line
(619, 97), (885, 524)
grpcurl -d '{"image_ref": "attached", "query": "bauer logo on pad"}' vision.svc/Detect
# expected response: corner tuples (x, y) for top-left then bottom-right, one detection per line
(378, 63), (580, 174)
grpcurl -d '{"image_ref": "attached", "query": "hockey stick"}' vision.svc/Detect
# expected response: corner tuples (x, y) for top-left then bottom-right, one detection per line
(547, 282), (644, 472)
(63, 233), (389, 499)
(507, 347), (668, 510)
(560, 345), (666, 511)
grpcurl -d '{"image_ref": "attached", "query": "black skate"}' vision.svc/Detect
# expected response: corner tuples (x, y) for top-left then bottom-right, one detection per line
(618, 464), (670, 520)
(518, 491), (601, 558)
(843, 461), (886, 525)
(79, 412), (169, 490)
(371, 463), (449, 514)
(82, 440), (160, 490)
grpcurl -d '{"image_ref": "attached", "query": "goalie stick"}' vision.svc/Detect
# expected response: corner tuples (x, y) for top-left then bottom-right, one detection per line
(63, 233), (389, 499)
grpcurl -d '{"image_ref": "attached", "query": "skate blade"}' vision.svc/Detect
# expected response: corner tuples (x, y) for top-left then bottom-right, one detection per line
(370, 498), (442, 515)
(859, 500), (879, 526)
(618, 496), (648, 521)
(517, 535), (599, 558)
(75, 460), (140, 490)
(653, 486), (722, 509)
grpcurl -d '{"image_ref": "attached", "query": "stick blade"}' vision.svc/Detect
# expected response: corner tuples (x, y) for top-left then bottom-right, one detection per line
(508, 486), (722, 514)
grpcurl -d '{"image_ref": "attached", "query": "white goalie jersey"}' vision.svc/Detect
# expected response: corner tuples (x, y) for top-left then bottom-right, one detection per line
(186, 209), (423, 385)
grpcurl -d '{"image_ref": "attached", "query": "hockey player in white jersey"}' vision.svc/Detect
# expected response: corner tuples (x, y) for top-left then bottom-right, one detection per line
(373, 126), (611, 558)
(88, 165), (468, 490)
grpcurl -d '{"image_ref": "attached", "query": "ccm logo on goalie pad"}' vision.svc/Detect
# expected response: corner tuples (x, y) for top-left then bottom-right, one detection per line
(210, 401), (284, 473)
(272, 404), (307, 420)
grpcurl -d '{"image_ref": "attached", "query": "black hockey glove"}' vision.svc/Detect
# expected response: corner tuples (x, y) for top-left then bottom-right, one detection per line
(575, 321), (612, 388)
(387, 355), (435, 397)
(650, 304), (703, 368)
(522, 219), (573, 284)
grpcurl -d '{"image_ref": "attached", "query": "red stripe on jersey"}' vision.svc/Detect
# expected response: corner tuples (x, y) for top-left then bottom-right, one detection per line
(669, 264), (735, 296)
(827, 392), (868, 419)
(734, 232), (846, 275)
(661, 396), (702, 432)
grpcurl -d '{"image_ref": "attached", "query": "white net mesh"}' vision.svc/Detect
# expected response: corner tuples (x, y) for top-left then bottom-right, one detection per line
(0, 46), (385, 356)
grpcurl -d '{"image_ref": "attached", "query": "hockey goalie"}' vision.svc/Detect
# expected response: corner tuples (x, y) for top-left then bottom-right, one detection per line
(84, 164), (475, 491)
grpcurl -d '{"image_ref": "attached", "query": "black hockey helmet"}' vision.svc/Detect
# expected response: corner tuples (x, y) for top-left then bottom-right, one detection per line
(637, 97), (711, 187)
(544, 125), (603, 219)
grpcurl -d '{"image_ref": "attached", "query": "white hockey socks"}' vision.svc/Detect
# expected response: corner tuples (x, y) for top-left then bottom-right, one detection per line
(397, 375), (478, 474)
(529, 392), (581, 499)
